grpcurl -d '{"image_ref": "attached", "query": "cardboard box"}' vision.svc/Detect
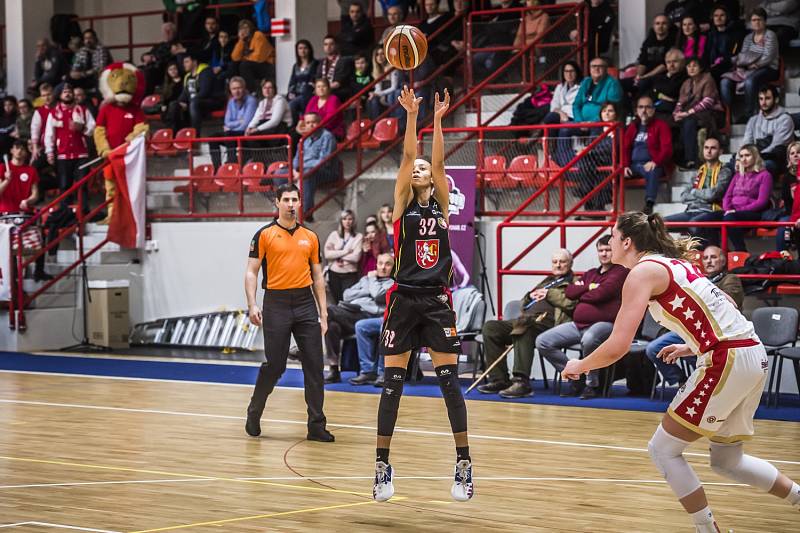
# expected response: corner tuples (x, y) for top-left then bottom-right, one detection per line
(87, 280), (130, 349)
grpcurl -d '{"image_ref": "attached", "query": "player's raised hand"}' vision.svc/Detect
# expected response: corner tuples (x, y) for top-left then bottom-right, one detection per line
(657, 343), (693, 364)
(398, 85), (422, 114)
(433, 88), (450, 120)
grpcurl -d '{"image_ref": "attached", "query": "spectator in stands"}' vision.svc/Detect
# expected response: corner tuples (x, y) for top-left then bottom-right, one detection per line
(535, 236), (627, 399)
(368, 46), (402, 120)
(573, 57), (623, 123)
(166, 52), (217, 134)
(208, 77), (257, 170)
(0, 96), (18, 156)
(288, 40), (320, 125)
(245, 80), (292, 140)
(14, 99), (33, 143)
(540, 61), (582, 128)
(509, 83), (552, 131)
(478, 249), (575, 398)
(69, 29), (112, 93)
(650, 48), (687, 123)
(742, 85), (794, 177)
(210, 30), (235, 94)
(163, 0), (205, 42)
(169, 41), (190, 72)
(380, 5), (406, 45)
(584, 0), (616, 60)
(374, 203), (395, 248)
(513, 0), (549, 52)
(645, 245), (744, 386)
(0, 141), (39, 215)
(665, 135), (731, 244)
(676, 14), (707, 60)
(623, 94), (673, 215)
(140, 22), (178, 95)
(420, 0), (455, 66)
(707, 4), (746, 82)
(290, 112), (338, 219)
(301, 78), (345, 140)
(44, 82), (95, 197)
(232, 19), (276, 93)
(324, 253), (393, 384)
(28, 40), (65, 98)
(348, 54), (374, 107)
(758, 0), (800, 49)
(673, 57), (724, 169)
(721, 8), (779, 122)
(317, 35), (354, 103)
(73, 87), (97, 119)
(723, 144), (773, 250)
(29, 83), (55, 166)
(621, 14), (676, 98)
(664, 0), (704, 29)
(151, 62), (183, 117)
(471, 0), (522, 82)
(339, 1), (375, 57)
(199, 16), (220, 64)
(359, 219), (391, 275)
(352, 316), (386, 385)
(575, 101), (620, 213)
(777, 140), (800, 250)
(448, 0), (470, 52)
(325, 209), (364, 303)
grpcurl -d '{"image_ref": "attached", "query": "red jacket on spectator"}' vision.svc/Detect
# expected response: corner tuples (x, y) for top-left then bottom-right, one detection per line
(30, 104), (54, 149)
(44, 102), (96, 160)
(564, 264), (628, 330)
(622, 117), (673, 172)
(0, 163), (39, 213)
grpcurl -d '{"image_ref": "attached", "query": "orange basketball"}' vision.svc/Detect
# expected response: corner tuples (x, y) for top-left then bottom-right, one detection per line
(384, 25), (428, 70)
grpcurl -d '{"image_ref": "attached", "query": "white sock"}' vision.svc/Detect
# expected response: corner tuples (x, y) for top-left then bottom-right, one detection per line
(785, 482), (800, 506)
(691, 506), (717, 532)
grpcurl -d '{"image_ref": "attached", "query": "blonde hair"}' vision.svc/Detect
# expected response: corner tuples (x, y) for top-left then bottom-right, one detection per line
(616, 212), (699, 261)
(787, 140), (800, 173)
(737, 144), (765, 173)
(372, 46), (387, 81)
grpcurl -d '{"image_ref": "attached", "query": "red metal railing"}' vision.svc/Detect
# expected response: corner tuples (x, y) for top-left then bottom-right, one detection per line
(495, 219), (800, 319)
(9, 158), (113, 331)
(147, 133), (292, 219)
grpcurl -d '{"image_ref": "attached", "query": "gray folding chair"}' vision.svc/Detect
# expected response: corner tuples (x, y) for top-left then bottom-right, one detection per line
(751, 307), (799, 407)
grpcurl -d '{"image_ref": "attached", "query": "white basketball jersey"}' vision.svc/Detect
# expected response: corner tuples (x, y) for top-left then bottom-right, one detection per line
(640, 254), (755, 353)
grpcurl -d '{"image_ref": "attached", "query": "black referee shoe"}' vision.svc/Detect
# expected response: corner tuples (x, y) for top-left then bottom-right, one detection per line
(307, 428), (335, 442)
(245, 412), (261, 437)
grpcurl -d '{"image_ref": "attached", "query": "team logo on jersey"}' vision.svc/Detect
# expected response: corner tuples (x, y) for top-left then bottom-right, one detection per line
(443, 327), (457, 337)
(415, 239), (439, 269)
(437, 217), (448, 229)
(19, 173), (29, 182)
(298, 239), (310, 247)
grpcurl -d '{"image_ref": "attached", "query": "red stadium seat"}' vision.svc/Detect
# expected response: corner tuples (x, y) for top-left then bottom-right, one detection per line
(174, 164), (214, 194)
(362, 118), (398, 149)
(141, 94), (161, 119)
(149, 128), (175, 156)
(508, 155), (544, 187)
(727, 251), (750, 270)
(481, 155), (506, 186)
(173, 127), (196, 151)
(240, 162), (272, 193)
(340, 119), (372, 150)
(213, 162), (240, 192)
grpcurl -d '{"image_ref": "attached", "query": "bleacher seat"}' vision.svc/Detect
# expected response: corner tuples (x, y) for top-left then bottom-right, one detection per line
(149, 128), (175, 157)
(727, 251), (750, 270)
(213, 163), (240, 192)
(173, 128), (196, 151)
(507, 155), (542, 187)
(240, 162), (272, 193)
(481, 155), (506, 186)
(361, 118), (398, 149)
(174, 164), (214, 194)
(340, 119), (372, 150)
(141, 94), (161, 119)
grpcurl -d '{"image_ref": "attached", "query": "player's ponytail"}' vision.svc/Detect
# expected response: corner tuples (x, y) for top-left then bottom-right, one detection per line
(617, 211), (699, 260)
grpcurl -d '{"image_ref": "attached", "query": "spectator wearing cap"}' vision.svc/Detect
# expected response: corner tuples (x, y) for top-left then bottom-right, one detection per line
(232, 19), (276, 93)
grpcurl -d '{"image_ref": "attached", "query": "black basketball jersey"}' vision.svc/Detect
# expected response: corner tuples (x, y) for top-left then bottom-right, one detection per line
(393, 198), (453, 288)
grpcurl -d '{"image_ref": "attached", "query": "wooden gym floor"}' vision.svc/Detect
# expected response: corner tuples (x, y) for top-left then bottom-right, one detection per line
(0, 369), (797, 532)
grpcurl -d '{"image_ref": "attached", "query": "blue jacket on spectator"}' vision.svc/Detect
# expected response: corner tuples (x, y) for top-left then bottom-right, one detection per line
(294, 127), (337, 179)
(572, 74), (622, 123)
(224, 94), (257, 132)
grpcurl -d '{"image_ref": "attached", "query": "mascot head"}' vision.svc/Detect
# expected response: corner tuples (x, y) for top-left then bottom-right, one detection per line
(99, 62), (145, 106)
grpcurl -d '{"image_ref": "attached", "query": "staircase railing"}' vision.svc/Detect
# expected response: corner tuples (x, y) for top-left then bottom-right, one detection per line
(9, 159), (113, 331)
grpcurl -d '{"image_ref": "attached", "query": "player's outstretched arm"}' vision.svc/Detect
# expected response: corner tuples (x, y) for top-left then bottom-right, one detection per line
(393, 86), (422, 221)
(431, 89), (450, 217)
(562, 262), (666, 380)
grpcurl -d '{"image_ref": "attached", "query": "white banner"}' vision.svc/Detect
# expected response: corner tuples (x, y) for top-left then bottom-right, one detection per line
(0, 224), (11, 301)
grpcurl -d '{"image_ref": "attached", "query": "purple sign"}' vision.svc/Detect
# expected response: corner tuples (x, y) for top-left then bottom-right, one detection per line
(445, 167), (476, 288)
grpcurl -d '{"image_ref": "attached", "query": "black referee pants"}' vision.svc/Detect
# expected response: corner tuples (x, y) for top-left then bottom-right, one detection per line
(248, 287), (327, 432)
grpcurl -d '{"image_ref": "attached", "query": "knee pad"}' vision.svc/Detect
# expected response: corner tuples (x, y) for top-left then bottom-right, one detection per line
(437, 365), (467, 433)
(709, 441), (778, 492)
(648, 424), (701, 499)
(377, 367), (406, 437)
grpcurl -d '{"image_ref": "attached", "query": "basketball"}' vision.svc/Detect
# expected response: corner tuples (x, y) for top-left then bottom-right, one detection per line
(384, 25), (428, 70)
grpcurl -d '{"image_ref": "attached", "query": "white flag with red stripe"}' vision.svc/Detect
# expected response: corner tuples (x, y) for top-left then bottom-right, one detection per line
(107, 135), (146, 249)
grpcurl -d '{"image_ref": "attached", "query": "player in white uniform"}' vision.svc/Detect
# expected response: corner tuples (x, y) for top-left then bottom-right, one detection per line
(563, 212), (800, 532)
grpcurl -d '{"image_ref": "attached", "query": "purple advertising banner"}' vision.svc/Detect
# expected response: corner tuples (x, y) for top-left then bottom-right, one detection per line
(445, 167), (476, 288)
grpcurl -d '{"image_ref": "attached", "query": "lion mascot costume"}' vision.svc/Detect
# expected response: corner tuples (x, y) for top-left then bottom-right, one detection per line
(93, 62), (148, 224)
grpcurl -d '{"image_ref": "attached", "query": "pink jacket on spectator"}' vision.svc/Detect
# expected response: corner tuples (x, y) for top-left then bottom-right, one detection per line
(722, 169), (772, 212)
(304, 94), (344, 139)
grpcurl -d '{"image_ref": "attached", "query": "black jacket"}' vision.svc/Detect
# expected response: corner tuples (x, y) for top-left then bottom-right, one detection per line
(338, 15), (374, 57)
(637, 28), (678, 71)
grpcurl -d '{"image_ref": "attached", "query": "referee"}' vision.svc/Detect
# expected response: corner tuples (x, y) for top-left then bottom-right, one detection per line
(244, 183), (333, 442)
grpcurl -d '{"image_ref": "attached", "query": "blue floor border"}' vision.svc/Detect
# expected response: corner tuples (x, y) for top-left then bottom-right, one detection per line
(1, 351), (797, 422)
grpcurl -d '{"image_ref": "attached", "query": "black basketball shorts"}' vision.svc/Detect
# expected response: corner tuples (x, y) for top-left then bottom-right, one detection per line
(379, 285), (461, 355)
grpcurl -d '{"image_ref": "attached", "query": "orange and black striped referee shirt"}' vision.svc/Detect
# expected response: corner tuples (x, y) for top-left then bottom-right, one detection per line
(249, 220), (321, 290)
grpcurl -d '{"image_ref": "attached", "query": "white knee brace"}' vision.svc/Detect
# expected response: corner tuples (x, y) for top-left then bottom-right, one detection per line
(709, 441), (779, 492)
(648, 424), (702, 499)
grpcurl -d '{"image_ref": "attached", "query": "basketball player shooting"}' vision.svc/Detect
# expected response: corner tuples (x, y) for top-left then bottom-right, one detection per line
(561, 212), (800, 532)
(372, 86), (474, 503)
